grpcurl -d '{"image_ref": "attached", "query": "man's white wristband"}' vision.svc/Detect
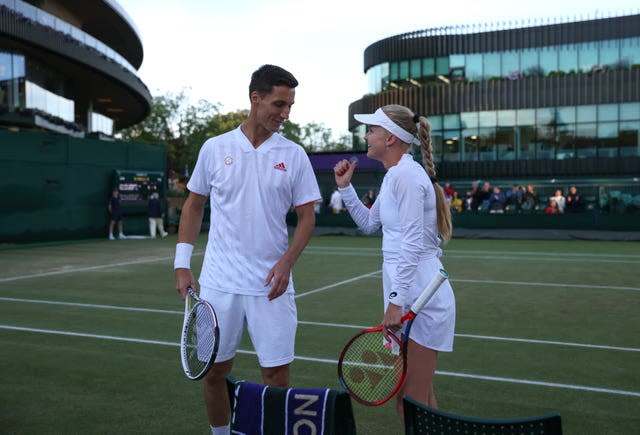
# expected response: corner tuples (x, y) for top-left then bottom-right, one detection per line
(174, 243), (194, 269)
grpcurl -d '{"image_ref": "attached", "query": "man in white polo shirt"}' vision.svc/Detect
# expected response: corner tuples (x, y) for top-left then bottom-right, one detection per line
(174, 64), (321, 435)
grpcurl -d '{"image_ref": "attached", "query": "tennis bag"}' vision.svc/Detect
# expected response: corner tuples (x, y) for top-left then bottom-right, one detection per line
(226, 377), (356, 435)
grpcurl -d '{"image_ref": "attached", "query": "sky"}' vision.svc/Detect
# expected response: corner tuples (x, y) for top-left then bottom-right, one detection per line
(118, 0), (638, 140)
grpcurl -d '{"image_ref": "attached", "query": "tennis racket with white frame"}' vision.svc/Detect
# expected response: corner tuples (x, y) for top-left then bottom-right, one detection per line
(337, 269), (449, 406)
(180, 286), (219, 381)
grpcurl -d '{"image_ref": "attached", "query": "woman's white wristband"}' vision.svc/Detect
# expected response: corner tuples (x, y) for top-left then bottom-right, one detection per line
(174, 243), (193, 269)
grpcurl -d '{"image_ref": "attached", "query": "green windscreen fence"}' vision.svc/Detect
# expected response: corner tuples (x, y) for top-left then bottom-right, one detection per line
(0, 129), (166, 243)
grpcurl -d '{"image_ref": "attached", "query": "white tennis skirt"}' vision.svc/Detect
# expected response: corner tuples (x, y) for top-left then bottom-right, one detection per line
(382, 257), (456, 352)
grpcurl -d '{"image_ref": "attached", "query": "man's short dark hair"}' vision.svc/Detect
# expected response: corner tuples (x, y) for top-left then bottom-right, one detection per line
(249, 64), (298, 96)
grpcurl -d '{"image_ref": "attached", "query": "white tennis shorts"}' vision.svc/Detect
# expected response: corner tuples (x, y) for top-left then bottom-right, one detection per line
(382, 257), (456, 352)
(199, 287), (297, 367)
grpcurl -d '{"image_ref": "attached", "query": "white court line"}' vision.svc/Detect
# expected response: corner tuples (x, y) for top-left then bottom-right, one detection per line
(305, 246), (640, 259)
(0, 252), (204, 283)
(1, 297), (637, 353)
(451, 279), (640, 292)
(294, 270), (381, 299)
(1, 324), (638, 398)
(2, 243), (639, 283)
(305, 247), (640, 264)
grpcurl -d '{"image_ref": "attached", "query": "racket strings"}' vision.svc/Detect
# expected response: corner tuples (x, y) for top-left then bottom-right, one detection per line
(183, 302), (217, 377)
(340, 330), (403, 404)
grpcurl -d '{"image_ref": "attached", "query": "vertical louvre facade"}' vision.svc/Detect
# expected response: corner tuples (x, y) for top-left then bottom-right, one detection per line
(348, 14), (640, 180)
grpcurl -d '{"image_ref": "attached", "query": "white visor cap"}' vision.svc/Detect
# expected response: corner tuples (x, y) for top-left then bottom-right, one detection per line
(354, 108), (420, 145)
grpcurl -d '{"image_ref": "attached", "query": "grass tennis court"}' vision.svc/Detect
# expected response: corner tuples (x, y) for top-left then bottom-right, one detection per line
(1, 234), (639, 434)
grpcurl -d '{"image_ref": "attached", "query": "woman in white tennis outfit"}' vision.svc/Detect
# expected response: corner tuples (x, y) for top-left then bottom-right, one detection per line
(334, 104), (455, 418)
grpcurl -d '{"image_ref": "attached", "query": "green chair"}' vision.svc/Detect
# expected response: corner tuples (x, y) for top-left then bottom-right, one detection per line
(403, 397), (562, 435)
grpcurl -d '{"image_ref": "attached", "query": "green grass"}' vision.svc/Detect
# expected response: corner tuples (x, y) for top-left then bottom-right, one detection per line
(1, 235), (639, 434)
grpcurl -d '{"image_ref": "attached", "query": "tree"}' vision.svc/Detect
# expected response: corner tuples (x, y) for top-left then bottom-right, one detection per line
(117, 92), (354, 175)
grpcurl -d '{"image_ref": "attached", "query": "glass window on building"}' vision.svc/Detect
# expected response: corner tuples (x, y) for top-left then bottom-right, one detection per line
(536, 107), (555, 127)
(598, 104), (618, 122)
(90, 112), (114, 136)
(431, 131), (443, 162)
(449, 54), (465, 80)
(444, 113), (460, 129)
(0, 52), (12, 81)
(575, 123), (597, 158)
(578, 41), (598, 73)
(599, 39), (619, 69)
(422, 58), (435, 76)
(502, 51), (519, 77)
(556, 106), (575, 124)
(460, 112), (478, 129)
(389, 62), (399, 81)
(598, 121), (619, 157)
(620, 102), (640, 121)
(450, 54), (465, 69)
(0, 52), (12, 106)
(399, 61), (409, 80)
(443, 130), (460, 161)
(410, 59), (421, 78)
(497, 110), (515, 127)
(517, 109), (535, 126)
(0, 52), (25, 108)
(619, 121), (639, 157)
(428, 115), (442, 131)
(462, 128), (478, 161)
(25, 80), (74, 122)
(435, 56), (449, 76)
(535, 109), (555, 159)
(483, 52), (500, 79)
(479, 111), (496, 128)
(556, 124), (576, 159)
(496, 127), (516, 160)
(465, 54), (482, 81)
(577, 105), (597, 123)
(520, 48), (539, 76)
(518, 126), (536, 160)
(539, 47), (558, 74)
(478, 127), (496, 161)
(620, 37), (640, 68)
(366, 63), (388, 94)
(558, 44), (578, 73)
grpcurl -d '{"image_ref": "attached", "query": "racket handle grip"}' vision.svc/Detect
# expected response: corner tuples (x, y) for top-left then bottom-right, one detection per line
(410, 269), (448, 314)
(186, 286), (200, 301)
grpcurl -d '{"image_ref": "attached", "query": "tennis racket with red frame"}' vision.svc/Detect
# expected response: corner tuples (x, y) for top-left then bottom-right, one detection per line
(337, 269), (449, 406)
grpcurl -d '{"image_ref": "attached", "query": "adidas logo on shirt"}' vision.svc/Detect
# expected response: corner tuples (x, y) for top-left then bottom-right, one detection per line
(274, 162), (287, 171)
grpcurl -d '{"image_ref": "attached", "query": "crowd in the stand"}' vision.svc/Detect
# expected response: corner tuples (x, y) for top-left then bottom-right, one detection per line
(324, 180), (639, 216)
(325, 182), (590, 215)
(444, 181), (587, 214)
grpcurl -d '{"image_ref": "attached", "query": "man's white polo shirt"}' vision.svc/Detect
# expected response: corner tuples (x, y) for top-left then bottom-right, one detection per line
(187, 127), (321, 295)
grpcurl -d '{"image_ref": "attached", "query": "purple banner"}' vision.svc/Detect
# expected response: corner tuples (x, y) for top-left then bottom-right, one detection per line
(308, 152), (384, 171)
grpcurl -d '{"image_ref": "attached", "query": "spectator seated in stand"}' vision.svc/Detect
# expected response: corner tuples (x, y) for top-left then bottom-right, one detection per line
(522, 184), (538, 212)
(473, 181), (492, 212)
(549, 189), (566, 214)
(544, 199), (561, 214)
(505, 184), (524, 212)
(565, 185), (585, 213)
(488, 186), (506, 214)
(449, 191), (463, 213)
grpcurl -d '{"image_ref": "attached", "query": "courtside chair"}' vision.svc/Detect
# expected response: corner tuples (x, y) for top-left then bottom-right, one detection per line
(403, 396), (562, 435)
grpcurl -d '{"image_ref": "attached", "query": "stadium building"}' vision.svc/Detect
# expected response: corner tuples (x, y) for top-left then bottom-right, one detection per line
(0, 0), (150, 135)
(349, 13), (639, 178)
(0, 0), (165, 242)
(314, 13), (640, 232)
